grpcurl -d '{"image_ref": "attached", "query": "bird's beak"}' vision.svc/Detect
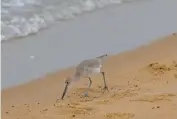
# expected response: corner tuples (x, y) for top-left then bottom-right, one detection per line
(61, 83), (68, 100)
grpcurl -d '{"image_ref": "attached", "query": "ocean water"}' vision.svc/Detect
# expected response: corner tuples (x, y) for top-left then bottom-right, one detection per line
(1, 0), (145, 41)
(2, 0), (177, 89)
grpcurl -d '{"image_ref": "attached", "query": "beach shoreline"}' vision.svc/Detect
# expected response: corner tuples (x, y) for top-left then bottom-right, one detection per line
(2, 0), (177, 89)
(2, 0), (177, 118)
(1, 33), (175, 91)
(2, 33), (177, 119)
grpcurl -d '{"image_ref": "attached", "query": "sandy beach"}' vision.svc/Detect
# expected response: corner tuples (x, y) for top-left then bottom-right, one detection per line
(2, 34), (177, 119)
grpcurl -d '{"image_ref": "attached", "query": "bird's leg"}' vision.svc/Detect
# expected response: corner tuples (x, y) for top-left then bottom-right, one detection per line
(84, 77), (92, 97)
(101, 72), (109, 92)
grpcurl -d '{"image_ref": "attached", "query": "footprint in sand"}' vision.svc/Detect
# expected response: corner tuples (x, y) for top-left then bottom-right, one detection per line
(95, 99), (111, 105)
(56, 102), (96, 117)
(106, 112), (135, 119)
(64, 87), (106, 103)
(147, 61), (177, 76)
(147, 62), (170, 75)
(131, 93), (176, 102)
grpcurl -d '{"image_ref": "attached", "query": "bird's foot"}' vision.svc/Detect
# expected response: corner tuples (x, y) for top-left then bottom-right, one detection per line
(83, 92), (89, 97)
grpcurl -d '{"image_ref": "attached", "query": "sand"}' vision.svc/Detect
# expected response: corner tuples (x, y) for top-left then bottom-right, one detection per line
(1, 33), (177, 119)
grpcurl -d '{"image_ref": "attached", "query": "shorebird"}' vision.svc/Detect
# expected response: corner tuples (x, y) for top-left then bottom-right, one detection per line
(61, 54), (109, 100)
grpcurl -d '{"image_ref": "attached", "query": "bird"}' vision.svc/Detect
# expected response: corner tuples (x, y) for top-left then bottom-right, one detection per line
(61, 54), (109, 100)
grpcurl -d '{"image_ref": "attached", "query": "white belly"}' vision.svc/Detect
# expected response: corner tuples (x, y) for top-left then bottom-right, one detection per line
(92, 67), (101, 73)
(82, 66), (101, 77)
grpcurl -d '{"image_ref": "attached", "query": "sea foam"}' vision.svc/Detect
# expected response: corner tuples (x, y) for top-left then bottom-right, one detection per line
(1, 0), (144, 41)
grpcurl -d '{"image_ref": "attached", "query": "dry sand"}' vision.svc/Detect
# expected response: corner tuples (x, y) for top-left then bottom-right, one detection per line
(2, 33), (177, 119)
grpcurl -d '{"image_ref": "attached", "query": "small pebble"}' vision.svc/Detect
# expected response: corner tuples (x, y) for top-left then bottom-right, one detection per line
(174, 74), (177, 79)
(12, 105), (14, 107)
(157, 106), (160, 108)
(72, 114), (75, 117)
(5, 112), (9, 114)
(43, 109), (48, 111)
(134, 85), (138, 87)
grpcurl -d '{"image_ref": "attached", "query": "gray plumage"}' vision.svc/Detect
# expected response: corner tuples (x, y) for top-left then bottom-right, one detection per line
(75, 59), (102, 77)
(61, 54), (109, 100)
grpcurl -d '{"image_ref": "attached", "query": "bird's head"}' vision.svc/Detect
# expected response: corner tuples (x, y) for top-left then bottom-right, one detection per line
(97, 54), (108, 61)
(61, 76), (80, 100)
(65, 77), (72, 85)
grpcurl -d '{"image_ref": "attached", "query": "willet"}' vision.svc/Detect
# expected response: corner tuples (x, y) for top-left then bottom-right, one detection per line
(61, 54), (109, 100)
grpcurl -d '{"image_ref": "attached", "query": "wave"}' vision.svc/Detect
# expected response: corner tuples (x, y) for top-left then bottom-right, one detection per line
(1, 0), (144, 41)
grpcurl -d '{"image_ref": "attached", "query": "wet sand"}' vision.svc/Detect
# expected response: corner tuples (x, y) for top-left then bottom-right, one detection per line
(2, 34), (177, 119)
